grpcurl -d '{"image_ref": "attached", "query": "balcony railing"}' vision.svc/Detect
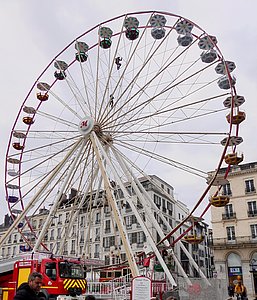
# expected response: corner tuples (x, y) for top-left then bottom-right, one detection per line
(212, 236), (257, 248)
(245, 188), (256, 194)
(222, 213), (236, 220)
(222, 191), (232, 196)
(248, 210), (257, 217)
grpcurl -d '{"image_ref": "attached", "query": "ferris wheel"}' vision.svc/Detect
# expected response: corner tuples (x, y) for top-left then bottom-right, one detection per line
(3, 11), (244, 285)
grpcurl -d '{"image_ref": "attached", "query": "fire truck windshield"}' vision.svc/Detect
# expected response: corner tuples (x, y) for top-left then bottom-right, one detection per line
(59, 261), (84, 279)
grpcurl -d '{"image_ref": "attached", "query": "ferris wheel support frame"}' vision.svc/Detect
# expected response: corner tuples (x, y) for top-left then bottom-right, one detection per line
(95, 137), (177, 286)
(90, 132), (139, 277)
(144, 174), (211, 284)
(112, 147), (186, 286)
(0, 139), (83, 249)
(116, 151), (210, 285)
(33, 138), (86, 252)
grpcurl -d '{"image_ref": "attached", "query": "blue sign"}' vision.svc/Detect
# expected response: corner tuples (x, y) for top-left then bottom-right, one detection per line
(228, 266), (242, 276)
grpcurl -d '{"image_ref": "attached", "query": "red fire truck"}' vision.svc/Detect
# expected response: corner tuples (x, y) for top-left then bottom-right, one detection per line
(0, 252), (87, 300)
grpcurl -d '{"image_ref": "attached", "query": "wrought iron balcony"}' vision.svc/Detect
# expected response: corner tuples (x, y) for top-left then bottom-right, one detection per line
(212, 236), (257, 249)
(248, 210), (257, 217)
(245, 188), (256, 194)
(222, 212), (236, 220)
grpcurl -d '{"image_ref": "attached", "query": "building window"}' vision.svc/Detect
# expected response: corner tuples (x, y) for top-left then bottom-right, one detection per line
(65, 212), (70, 223)
(109, 236), (115, 247)
(128, 232), (137, 244)
(105, 220), (111, 233)
(222, 183), (232, 196)
(121, 253), (126, 261)
(126, 186), (134, 196)
(167, 202), (173, 215)
(56, 242), (60, 251)
(245, 179), (256, 193)
(226, 226), (235, 241)
(103, 237), (110, 248)
(104, 205), (111, 215)
(162, 199), (167, 213)
(71, 240), (75, 252)
(80, 216), (85, 226)
(95, 212), (101, 224)
(95, 228), (100, 241)
(137, 232), (146, 244)
(57, 228), (61, 239)
(94, 244), (100, 258)
(72, 225), (76, 235)
(250, 224), (257, 239)
(114, 189), (124, 199)
(80, 232), (84, 243)
(154, 194), (161, 208)
(58, 214), (62, 224)
(39, 219), (43, 228)
(248, 201), (257, 216)
(105, 256), (110, 265)
(224, 204), (235, 219)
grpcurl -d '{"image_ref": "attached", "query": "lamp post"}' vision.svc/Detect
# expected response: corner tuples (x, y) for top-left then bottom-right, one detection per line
(249, 258), (257, 273)
(249, 258), (257, 300)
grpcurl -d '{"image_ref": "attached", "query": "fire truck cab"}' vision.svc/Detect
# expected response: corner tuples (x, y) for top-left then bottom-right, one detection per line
(0, 252), (87, 300)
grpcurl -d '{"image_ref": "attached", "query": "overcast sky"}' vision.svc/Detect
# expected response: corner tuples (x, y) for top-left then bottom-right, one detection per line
(1, 1), (257, 223)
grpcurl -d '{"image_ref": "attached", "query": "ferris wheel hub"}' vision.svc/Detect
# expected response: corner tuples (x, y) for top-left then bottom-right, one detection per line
(93, 122), (113, 145)
(78, 116), (94, 135)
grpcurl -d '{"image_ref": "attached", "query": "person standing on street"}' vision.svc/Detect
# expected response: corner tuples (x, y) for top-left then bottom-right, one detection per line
(13, 271), (43, 300)
(234, 281), (247, 299)
(228, 281), (235, 297)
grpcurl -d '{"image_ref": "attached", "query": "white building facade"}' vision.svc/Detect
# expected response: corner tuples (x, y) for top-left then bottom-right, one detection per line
(209, 161), (257, 299)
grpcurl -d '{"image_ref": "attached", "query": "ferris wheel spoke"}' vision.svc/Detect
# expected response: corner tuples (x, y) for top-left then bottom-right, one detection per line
(115, 130), (228, 145)
(2, 138), (84, 248)
(33, 138), (87, 251)
(122, 76), (224, 132)
(115, 141), (206, 178)
(98, 38), (156, 124)
(14, 135), (80, 163)
(104, 92), (228, 134)
(64, 69), (92, 117)
(6, 139), (80, 189)
(77, 62), (93, 116)
(36, 110), (78, 129)
(100, 36), (202, 127)
(46, 88), (83, 120)
(99, 13), (165, 124)
(102, 59), (219, 131)
(97, 20), (128, 122)
(53, 59), (90, 117)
